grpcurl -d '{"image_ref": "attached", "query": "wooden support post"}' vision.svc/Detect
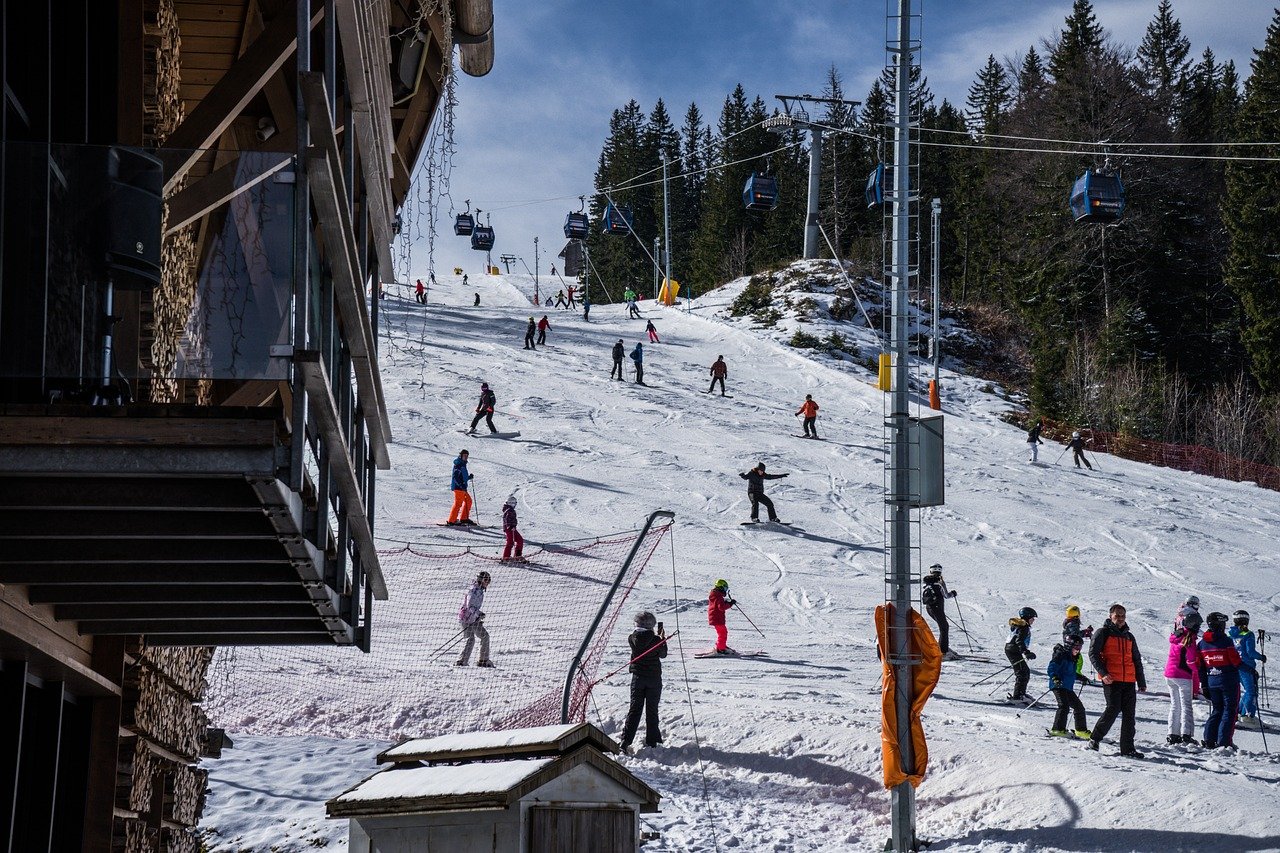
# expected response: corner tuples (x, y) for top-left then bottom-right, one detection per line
(81, 637), (125, 853)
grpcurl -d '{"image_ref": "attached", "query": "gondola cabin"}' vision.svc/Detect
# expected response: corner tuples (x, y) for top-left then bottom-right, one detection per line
(865, 163), (885, 208)
(471, 225), (495, 251)
(454, 212), (475, 236)
(563, 212), (590, 240)
(602, 203), (633, 235)
(1069, 170), (1126, 223)
(742, 173), (779, 211)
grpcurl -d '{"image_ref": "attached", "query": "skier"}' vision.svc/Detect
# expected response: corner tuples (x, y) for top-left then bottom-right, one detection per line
(1087, 603), (1147, 757)
(1165, 610), (1203, 744)
(500, 495), (525, 564)
(1005, 607), (1037, 702)
(739, 462), (788, 523)
(620, 611), (667, 753)
(1229, 610), (1266, 727)
(468, 382), (497, 435)
(630, 342), (645, 385)
(796, 395), (820, 439)
(922, 565), (959, 660)
(551, 264), (557, 277)
(625, 287), (641, 319)
(1174, 595), (1201, 634)
(566, 284), (576, 308)
(1066, 430), (1092, 470)
(554, 290), (567, 308)
(582, 296), (591, 321)
(473, 292), (480, 307)
(1198, 611), (1253, 748)
(523, 317), (537, 350)
(1027, 417), (1044, 463)
(708, 356), (728, 396)
(446, 450), (476, 526)
(1062, 605), (1093, 645)
(708, 579), (736, 653)
(429, 271), (437, 288)
(455, 570), (493, 667)
(646, 319), (659, 343)
(463, 273), (469, 288)
(1047, 634), (1091, 739)
(537, 315), (551, 346)
(415, 278), (426, 304)
(611, 340), (626, 381)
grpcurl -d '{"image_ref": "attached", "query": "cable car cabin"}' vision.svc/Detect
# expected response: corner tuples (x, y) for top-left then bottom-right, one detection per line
(563, 211), (590, 240)
(1070, 170), (1126, 223)
(602, 203), (633, 235)
(742, 173), (779, 211)
(865, 163), (885, 208)
(454, 212), (475, 236)
(470, 225), (495, 251)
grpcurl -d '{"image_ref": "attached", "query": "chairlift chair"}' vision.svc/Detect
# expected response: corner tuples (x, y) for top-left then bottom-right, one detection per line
(742, 172), (779, 211)
(602, 203), (633, 235)
(1069, 169), (1126, 223)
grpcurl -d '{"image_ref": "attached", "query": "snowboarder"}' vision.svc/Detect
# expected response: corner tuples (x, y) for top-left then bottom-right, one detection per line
(1199, 611), (1253, 748)
(523, 317), (537, 350)
(415, 278), (426, 304)
(1174, 595), (1201, 634)
(446, 450), (475, 526)
(630, 342), (645, 385)
(456, 570), (492, 667)
(1005, 607), (1036, 702)
(1027, 417), (1044, 462)
(1165, 610), (1203, 744)
(1066, 430), (1092, 470)
(536, 315), (551, 346)
(582, 296), (591, 321)
(462, 273), (469, 288)
(566, 284), (576, 308)
(474, 292), (480, 307)
(500, 495), (525, 564)
(620, 611), (667, 753)
(922, 565), (959, 660)
(739, 462), (788, 523)
(796, 395), (819, 438)
(554, 290), (567, 309)
(1047, 634), (1091, 739)
(1229, 610), (1266, 727)
(646, 319), (659, 343)
(708, 579), (736, 653)
(708, 356), (728, 396)
(611, 340), (626, 381)
(1087, 604), (1147, 757)
(468, 382), (497, 435)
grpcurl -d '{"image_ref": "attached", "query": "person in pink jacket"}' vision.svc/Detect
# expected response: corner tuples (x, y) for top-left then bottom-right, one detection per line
(1164, 610), (1203, 744)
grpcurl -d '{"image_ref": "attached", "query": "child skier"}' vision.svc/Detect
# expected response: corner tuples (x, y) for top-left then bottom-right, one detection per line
(500, 495), (525, 564)
(1027, 417), (1044, 463)
(796, 395), (820, 438)
(1004, 607), (1037, 702)
(1229, 610), (1266, 727)
(1198, 611), (1253, 749)
(446, 450), (475, 526)
(708, 579), (736, 653)
(468, 382), (497, 435)
(1174, 595), (1201, 634)
(619, 611), (667, 754)
(566, 284), (576, 308)
(554, 290), (567, 308)
(1165, 610), (1202, 744)
(1047, 634), (1090, 739)
(1066, 430), (1092, 470)
(1062, 604), (1094, 681)
(646, 319), (659, 343)
(922, 566), (959, 660)
(456, 570), (493, 667)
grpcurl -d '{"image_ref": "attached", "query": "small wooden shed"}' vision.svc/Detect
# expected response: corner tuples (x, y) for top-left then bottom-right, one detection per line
(327, 722), (660, 852)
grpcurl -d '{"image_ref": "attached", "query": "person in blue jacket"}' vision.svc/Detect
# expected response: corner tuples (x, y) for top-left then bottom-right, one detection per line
(1047, 634), (1090, 738)
(630, 342), (645, 385)
(1198, 611), (1255, 749)
(1229, 610), (1266, 726)
(1004, 607), (1037, 702)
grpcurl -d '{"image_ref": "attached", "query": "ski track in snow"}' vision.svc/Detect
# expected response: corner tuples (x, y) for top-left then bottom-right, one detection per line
(201, 267), (1280, 852)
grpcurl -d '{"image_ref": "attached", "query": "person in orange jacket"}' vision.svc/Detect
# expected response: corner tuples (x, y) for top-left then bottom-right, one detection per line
(708, 579), (736, 653)
(796, 394), (820, 438)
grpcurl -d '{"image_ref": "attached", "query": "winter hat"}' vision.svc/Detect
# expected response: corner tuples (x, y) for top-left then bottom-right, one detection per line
(481, 382), (489, 389)
(714, 579), (729, 591)
(756, 462), (766, 471)
(504, 495), (517, 507)
(1067, 634), (1084, 649)
(1065, 604), (1081, 618)
(634, 611), (657, 630)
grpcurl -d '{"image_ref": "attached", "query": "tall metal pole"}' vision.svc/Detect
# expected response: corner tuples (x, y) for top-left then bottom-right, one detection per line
(889, 0), (917, 849)
(931, 198), (941, 386)
(533, 236), (540, 306)
(804, 128), (823, 259)
(289, 0), (312, 492)
(653, 236), (660, 298)
(662, 155), (675, 309)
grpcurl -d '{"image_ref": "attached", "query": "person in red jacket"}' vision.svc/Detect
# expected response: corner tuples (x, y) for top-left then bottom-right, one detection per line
(708, 356), (728, 396)
(537, 315), (551, 345)
(415, 278), (426, 304)
(796, 394), (820, 438)
(708, 579), (735, 653)
(1087, 603), (1148, 758)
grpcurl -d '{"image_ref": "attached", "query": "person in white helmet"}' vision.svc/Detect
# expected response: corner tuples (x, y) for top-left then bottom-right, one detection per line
(1066, 430), (1092, 470)
(500, 495), (525, 564)
(456, 571), (493, 667)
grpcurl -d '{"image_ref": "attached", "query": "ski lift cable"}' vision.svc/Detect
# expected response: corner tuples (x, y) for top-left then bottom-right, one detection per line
(606, 116), (773, 193)
(917, 124), (1280, 149)
(815, 223), (885, 350)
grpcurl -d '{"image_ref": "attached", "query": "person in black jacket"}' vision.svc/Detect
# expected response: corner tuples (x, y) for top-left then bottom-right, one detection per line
(1005, 607), (1037, 701)
(523, 317), (537, 350)
(467, 382), (498, 435)
(1027, 418), (1045, 463)
(1066, 430), (1092, 470)
(611, 340), (625, 380)
(620, 611), (668, 753)
(922, 565), (958, 659)
(740, 462), (788, 522)
(1087, 604), (1147, 757)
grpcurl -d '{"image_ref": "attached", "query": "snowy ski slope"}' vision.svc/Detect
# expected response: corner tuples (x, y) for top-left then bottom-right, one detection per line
(200, 267), (1280, 852)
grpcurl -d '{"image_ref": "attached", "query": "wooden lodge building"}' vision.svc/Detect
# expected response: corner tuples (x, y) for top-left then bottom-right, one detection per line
(0, 1), (493, 849)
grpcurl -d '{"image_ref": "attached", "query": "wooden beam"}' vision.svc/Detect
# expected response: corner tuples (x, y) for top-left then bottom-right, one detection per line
(163, 148), (292, 234)
(82, 638), (125, 853)
(55, 602), (320, 621)
(146, 632), (347, 646)
(6, 565), (299, 585)
(0, 477), (260, 511)
(0, 537), (290, 564)
(28, 585), (311, 605)
(0, 510), (276, 538)
(0, 415), (276, 446)
(81, 618), (324, 635)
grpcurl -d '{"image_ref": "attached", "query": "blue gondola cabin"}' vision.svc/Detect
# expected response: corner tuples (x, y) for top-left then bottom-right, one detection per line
(563, 212), (590, 240)
(1069, 170), (1126, 223)
(454, 212), (475, 236)
(865, 163), (885, 208)
(471, 225), (495, 251)
(602, 204), (633, 235)
(742, 173), (778, 211)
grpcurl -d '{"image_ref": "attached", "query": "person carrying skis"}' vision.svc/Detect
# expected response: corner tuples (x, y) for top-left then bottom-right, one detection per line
(554, 290), (568, 309)
(1027, 417), (1044, 463)
(524, 317), (537, 350)
(1165, 610), (1202, 744)
(1174, 595), (1200, 634)
(536, 315), (551, 346)
(1066, 430), (1092, 470)
(456, 570), (493, 667)
(740, 462), (788, 523)
(1047, 634), (1090, 739)
(611, 340), (626, 380)
(446, 450), (475, 526)
(922, 565), (959, 660)
(1198, 611), (1253, 748)
(566, 284), (576, 308)
(646, 319), (659, 343)
(468, 382), (497, 435)
(415, 278), (426, 304)
(500, 495), (525, 564)
(796, 394), (820, 439)
(708, 579), (736, 654)
(1004, 607), (1037, 702)
(709, 356), (728, 396)
(1087, 603), (1147, 757)
(1229, 610), (1266, 727)
(630, 342), (645, 385)
(620, 611), (667, 753)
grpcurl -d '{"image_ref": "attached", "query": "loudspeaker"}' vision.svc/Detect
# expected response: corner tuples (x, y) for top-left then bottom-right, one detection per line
(83, 146), (163, 289)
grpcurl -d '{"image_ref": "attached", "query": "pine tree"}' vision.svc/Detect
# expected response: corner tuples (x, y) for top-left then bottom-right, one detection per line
(1048, 0), (1105, 83)
(1136, 0), (1190, 110)
(1015, 46), (1048, 107)
(587, 101), (652, 302)
(966, 54), (1012, 135)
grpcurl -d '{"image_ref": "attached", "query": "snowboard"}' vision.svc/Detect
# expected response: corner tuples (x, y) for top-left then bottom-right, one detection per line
(694, 648), (767, 658)
(468, 431), (521, 438)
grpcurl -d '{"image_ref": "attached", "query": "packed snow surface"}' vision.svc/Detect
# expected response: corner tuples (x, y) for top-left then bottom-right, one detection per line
(333, 758), (554, 804)
(381, 723), (587, 761)
(202, 266), (1280, 852)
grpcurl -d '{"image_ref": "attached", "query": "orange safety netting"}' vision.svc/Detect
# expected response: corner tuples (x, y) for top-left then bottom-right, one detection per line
(875, 604), (942, 789)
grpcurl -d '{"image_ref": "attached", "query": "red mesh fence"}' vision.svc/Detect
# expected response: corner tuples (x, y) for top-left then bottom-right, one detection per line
(204, 523), (671, 740)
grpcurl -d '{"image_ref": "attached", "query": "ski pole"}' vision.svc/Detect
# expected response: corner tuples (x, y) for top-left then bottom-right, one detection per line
(1054, 445), (1069, 464)
(1023, 687), (1054, 712)
(945, 586), (975, 652)
(470, 479), (479, 518)
(593, 631), (679, 685)
(732, 602), (766, 639)
(972, 661), (1020, 687)
(987, 669), (1015, 696)
(945, 615), (977, 652)
(427, 627), (467, 659)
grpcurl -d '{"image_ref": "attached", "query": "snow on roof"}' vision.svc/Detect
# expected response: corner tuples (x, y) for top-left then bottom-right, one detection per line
(335, 757), (555, 803)
(384, 724), (579, 760)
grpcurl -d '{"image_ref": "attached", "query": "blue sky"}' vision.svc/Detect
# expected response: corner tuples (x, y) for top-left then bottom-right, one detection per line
(413, 0), (1275, 281)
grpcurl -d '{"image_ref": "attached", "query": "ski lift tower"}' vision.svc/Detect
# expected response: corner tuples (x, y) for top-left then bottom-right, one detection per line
(767, 93), (859, 259)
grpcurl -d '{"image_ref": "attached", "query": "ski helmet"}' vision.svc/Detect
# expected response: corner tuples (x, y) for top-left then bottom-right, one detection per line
(1072, 431), (1080, 439)
(1067, 633), (1084, 649)
(1206, 612), (1229, 632)
(481, 382), (489, 389)
(504, 495), (517, 507)
(477, 571), (492, 584)
(634, 611), (657, 630)
(1185, 595), (1200, 609)
(1233, 610), (1250, 627)
(929, 563), (943, 571)
(1019, 607), (1038, 620)
(1182, 611), (1203, 634)
(714, 579), (729, 591)
(1065, 605), (1081, 618)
